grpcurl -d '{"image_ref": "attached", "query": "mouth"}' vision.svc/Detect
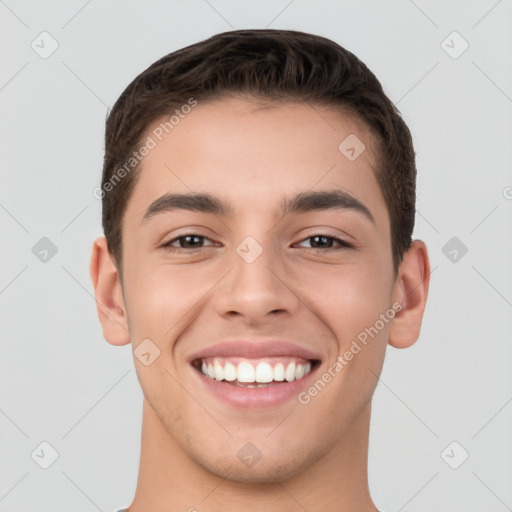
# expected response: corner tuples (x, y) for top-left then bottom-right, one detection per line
(191, 356), (321, 387)
(190, 356), (322, 408)
(187, 339), (323, 408)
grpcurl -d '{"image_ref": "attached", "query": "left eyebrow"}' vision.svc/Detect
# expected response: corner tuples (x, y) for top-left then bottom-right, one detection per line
(141, 189), (375, 224)
(279, 189), (375, 224)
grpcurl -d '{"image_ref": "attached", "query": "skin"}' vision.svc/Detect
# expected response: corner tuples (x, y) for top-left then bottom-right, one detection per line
(90, 96), (430, 512)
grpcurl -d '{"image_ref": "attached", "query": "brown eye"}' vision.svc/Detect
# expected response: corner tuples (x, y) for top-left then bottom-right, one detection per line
(297, 234), (352, 250)
(162, 234), (214, 251)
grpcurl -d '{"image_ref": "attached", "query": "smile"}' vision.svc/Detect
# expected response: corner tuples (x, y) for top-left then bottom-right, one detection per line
(187, 339), (322, 408)
(191, 356), (321, 408)
(193, 356), (316, 387)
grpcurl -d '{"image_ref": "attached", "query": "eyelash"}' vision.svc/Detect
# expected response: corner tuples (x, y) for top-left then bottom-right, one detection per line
(160, 233), (353, 253)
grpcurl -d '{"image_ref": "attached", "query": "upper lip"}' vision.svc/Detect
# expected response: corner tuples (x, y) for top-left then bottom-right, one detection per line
(187, 339), (322, 363)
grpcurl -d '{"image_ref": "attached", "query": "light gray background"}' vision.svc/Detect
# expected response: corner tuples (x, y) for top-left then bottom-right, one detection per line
(1, 1), (511, 511)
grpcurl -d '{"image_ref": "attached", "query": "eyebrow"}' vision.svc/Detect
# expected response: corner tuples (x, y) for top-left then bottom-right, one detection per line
(142, 189), (375, 224)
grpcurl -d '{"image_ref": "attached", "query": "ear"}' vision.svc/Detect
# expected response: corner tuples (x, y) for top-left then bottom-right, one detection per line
(388, 240), (430, 349)
(89, 236), (130, 346)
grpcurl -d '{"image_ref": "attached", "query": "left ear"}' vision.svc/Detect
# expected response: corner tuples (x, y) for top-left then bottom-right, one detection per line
(388, 240), (430, 349)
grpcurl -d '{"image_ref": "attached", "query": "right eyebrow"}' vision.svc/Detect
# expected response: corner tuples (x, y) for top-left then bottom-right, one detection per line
(141, 193), (234, 224)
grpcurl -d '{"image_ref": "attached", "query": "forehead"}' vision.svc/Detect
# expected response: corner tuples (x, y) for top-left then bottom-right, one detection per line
(124, 97), (388, 230)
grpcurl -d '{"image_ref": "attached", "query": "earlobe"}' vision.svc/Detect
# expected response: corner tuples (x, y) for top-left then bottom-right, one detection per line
(388, 240), (430, 349)
(89, 236), (130, 346)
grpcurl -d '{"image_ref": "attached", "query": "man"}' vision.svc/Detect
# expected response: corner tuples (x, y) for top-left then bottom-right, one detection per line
(90, 29), (430, 512)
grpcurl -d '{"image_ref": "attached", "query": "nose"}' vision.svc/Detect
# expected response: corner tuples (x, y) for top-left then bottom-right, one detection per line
(214, 242), (300, 326)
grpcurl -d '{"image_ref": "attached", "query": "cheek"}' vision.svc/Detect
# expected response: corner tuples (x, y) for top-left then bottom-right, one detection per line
(297, 259), (393, 332)
(300, 263), (391, 412)
(123, 258), (212, 338)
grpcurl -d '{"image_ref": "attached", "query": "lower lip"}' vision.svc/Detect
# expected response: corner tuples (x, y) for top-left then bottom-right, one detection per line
(192, 363), (320, 409)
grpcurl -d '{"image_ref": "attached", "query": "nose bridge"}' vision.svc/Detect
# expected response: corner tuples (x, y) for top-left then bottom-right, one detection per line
(215, 234), (297, 321)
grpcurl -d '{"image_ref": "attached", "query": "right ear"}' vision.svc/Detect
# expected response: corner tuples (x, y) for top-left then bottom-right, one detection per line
(89, 236), (130, 346)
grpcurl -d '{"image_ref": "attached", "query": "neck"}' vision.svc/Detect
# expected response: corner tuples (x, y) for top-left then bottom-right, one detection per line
(126, 398), (378, 512)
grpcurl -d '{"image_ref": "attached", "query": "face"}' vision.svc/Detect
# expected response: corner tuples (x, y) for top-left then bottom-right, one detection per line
(116, 97), (402, 482)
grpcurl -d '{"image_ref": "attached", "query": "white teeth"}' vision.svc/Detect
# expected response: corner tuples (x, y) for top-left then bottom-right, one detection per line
(237, 361), (255, 382)
(213, 360), (224, 381)
(273, 363), (285, 381)
(198, 358), (314, 383)
(284, 362), (296, 382)
(255, 362), (274, 383)
(223, 361), (237, 381)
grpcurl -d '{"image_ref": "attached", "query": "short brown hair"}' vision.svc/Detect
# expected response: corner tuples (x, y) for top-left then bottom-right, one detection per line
(101, 29), (416, 275)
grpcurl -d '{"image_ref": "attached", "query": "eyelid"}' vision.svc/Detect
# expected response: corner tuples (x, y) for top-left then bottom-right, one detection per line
(161, 233), (216, 249)
(295, 231), (353, 249)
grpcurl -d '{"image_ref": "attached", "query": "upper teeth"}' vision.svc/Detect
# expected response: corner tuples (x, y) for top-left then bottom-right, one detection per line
(199, 358), (313, 383)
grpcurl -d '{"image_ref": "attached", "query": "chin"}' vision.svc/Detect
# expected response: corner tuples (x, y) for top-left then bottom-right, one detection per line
(194, 450), (313, 484)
